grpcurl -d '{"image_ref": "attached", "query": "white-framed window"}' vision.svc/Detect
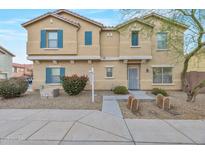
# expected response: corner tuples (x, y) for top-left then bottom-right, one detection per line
(0, 73), (7, 80)
(153, 67), (172, 84)
(46, 67), (65, 84)
(105, 67), (113, 78)
(51, 68), (61, 83)
(47, 31), (58, 48)
(157, 32), (168, 50)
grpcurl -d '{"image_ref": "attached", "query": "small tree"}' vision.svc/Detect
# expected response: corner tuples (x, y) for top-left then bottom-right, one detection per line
(120, 9), (205, 102)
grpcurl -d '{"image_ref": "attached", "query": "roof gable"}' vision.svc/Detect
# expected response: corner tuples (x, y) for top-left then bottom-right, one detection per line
(54, 9), (103, 27)
(115, 17), (154, 30)
(22, 13), (80, 28)
(143, 13), (188, 29)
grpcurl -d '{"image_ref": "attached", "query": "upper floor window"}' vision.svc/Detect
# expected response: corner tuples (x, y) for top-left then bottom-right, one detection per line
(131, 31), (139, 47)
(47, 31), (58, 48)
(105, 67), (113, 78)
(85, 31), (92, 45)
(157, 32), (168, 50)
(153, 67), (172, 84)
(40, 30), (63, 48)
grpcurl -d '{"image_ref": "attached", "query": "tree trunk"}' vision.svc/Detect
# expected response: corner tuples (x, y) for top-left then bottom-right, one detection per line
(186, 79), (205, 102)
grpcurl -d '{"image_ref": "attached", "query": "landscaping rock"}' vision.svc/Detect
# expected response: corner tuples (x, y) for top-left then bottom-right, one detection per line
(163, 97), (171, 110)
(127, 95), (134, 109)
(156, 94), (164, 108)
(130, 98), (140, 112)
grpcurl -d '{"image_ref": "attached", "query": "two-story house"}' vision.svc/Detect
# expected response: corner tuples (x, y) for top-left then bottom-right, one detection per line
(0, 45), (15, 80)
(22, 10), (187, 90)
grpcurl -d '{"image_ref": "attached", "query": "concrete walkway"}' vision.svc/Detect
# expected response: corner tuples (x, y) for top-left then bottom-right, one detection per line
(102, 91), (154, 118)
(102, 96), (123, 118)
(129, 91), (155, 101)
(0, 109), (205, 145)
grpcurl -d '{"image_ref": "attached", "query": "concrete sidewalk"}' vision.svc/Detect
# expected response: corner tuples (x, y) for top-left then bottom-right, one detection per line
(0, 109), (205, 145)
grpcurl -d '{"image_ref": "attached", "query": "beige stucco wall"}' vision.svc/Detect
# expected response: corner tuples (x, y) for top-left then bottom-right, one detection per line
(140, 58), (183, 90)
(32, 60), (127, 90)
(118, 21), (153, 57)
(100, 31), (120, 57)
(33, 59), (183, 91)
(26, 16), (79, 55)
(137, 16), (185, 90)
(57, 12), (101, 56)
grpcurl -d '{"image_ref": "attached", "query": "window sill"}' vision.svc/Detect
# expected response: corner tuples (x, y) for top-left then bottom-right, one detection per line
(130, 46), (141, 48)
(156, 49), (169, 51)
(104, 77), (115, 79)
(46, 83), (61, 86)
(84, 45), (92, 47)
(44, 48), (59, 50)
(152, 83), (175, 86)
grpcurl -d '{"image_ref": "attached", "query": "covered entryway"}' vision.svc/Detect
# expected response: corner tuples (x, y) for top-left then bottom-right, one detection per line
(128, 66), (139, 90)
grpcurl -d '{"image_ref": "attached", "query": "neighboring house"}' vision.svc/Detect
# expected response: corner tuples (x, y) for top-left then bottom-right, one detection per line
(12, 63), (33, 78)
(0, 46), (15, 80)
(22, 10), (187, 90)
(188, 49), (205, 72)
(187, 49), (205, 93)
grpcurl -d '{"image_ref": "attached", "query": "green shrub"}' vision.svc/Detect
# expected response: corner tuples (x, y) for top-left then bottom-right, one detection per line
(113, 86), (128, 95)
(10, 77), (29, 94)
(61, 74), (88, 95)
(0, 77), (29, 98)
(151, 88), (168, 96)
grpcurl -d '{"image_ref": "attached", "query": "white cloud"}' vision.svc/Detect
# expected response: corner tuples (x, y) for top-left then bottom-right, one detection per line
(74, 9), (109, 15)
(0, 18), (28, 24)
(91, 17), (120, 26)
(0, 29), (26, 41)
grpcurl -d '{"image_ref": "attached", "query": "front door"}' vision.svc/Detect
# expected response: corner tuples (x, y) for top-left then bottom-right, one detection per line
(128, 67), (139, 90)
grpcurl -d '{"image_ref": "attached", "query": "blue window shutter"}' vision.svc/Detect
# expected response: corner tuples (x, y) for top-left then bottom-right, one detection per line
(46, 68), (52, 83)
(85, 31), (92, 45)
(58, 30), (63, 48)
(60, 68), (65, 83)
(132, 31), (138, 46)
(40, 30), (46, 48)
(60, 68), (65, 77)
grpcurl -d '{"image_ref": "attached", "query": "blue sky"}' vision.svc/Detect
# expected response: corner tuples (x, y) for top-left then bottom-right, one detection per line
(0, 9), (122, 64)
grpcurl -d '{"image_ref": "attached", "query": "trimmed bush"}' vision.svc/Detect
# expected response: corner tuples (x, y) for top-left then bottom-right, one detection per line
(10, 77), (29, 94)
(113, 86), (128, 95)
(0, 77), (29, 98)
(151, 88), (168, 96)
(61, 74), (88, 95)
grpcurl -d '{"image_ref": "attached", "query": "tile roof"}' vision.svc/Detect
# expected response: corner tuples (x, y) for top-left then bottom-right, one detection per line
(0, 45), (15, 57)
(22, 12), (80, 28)
(54, 9), (103, 27)
(12, 63), (33, 68)
(22, 10), (188, 32)
(115, 17), (154, 29)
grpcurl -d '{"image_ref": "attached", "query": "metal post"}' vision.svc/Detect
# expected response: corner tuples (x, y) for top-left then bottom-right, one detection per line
(91, 67), (94, 103)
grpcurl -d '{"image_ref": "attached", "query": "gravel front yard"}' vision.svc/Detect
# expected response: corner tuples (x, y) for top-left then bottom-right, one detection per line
(119, 91), (205, 120)
(0, 90), (113, 110)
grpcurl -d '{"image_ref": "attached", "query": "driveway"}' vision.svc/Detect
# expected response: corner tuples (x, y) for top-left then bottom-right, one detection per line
(0, 109), (205, 145)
